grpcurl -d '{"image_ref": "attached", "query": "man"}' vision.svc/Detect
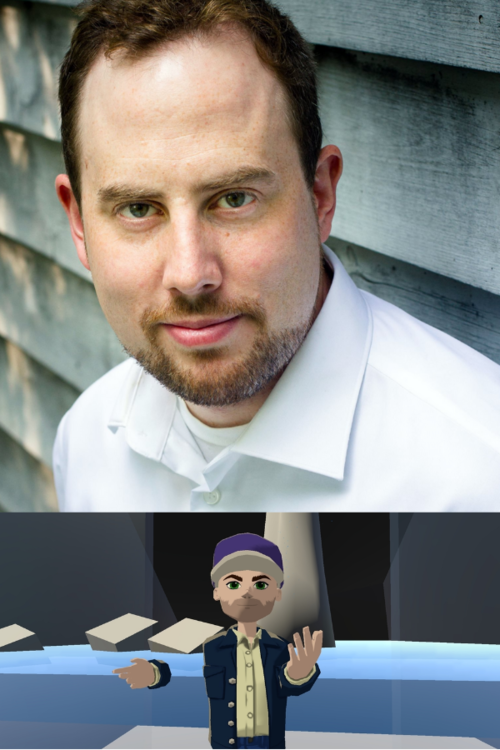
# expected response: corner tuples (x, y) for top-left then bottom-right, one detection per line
(113, 533), (321, 749)
(53, 0), (500, 511)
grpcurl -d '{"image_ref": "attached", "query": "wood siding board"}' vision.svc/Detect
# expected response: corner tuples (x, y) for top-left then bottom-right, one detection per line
(0, 1), (75, 140)
(0, 427), (58, 511)
(22, 0), (500, 73)
(0, 235), (127, 391)
(318, 47), (500, 296)
(0, 124), (89, 279)
(276, 1), (500, 73)
(0, 335), (80, 466)
(329, 238), (500, 365)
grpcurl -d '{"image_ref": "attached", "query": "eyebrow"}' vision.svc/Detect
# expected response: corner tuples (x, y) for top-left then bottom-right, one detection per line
(97, 167), (278, 207)
(223, 574), (243, 582)
(252, 575), (271, 582)
(201, 167), (278, 193)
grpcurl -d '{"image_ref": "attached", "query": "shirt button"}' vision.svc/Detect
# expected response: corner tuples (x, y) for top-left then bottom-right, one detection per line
(247, 685), (253, 692)
(247, 712), (253, 719)
(228, 721), (235, 727)
(203, 489), (221, 505)
(246, 663), (252, 668)
(245, 651), (251, 655)
(229, 678), (236, 684)
(228, 701), (235, 708)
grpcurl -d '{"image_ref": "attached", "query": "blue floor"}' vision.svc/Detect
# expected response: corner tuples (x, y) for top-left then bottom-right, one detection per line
(1, 642), (500, 744)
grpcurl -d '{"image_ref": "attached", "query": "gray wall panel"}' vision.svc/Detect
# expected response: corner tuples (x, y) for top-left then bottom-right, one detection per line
(329, 238), (500, 365)
(277, 0), (500, 73)
(0, 124), (87, 279)
(0, 2), (74, 139)
(0, 427), (57, 511)
(0, 235), (127, 392)
(319, 48), (500, 295)
(0, 335), (80, 466)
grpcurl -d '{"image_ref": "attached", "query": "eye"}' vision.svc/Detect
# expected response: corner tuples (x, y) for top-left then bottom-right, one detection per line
(226, 581), (241, 590)
(217, 192), (254, 209)
(119, 203), (159, 219)
(254, 581), (269, 590)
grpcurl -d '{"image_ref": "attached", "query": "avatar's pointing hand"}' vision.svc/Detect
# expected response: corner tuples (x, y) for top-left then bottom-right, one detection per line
(112, 657), (155, 689)
(286, 626), (323, 681)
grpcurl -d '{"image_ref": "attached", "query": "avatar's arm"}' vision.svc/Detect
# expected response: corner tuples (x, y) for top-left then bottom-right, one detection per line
(147, 659), (172, 689)
(112, 657), (171, 689)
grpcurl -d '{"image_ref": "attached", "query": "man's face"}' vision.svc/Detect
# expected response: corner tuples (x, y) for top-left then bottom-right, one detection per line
(213, 569), (282, 623)
(61, 28), (340, 406)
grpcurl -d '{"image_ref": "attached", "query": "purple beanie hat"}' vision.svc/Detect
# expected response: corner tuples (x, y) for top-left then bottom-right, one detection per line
(211, 533), (284, 587)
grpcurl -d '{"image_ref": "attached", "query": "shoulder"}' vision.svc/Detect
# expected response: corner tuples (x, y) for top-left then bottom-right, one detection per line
(362, 291), (500, 449)
(261, 629), (287, 643)
(203, 630), (228, 653)
(260, 629), (289, 652)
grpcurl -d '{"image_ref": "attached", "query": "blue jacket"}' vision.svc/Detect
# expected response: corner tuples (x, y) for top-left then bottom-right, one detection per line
(150, 626), (320, 749)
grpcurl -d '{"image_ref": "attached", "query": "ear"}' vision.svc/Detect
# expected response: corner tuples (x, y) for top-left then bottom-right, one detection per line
(312, 145), (343, 243)
(275, 588), (282, 602)
(55, 174), (90, 271)
(213, 586), (220, 602)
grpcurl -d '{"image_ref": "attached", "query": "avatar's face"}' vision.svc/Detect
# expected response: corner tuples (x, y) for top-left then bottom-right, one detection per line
(57, 26), (341, 407)
(213, 569), (282, 623)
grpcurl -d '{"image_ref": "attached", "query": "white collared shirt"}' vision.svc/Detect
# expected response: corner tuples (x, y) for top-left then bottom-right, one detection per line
(53, 246), (500, 511)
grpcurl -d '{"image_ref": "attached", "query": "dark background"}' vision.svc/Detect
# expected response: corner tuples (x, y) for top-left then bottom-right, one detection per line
(152, 514), (391, 640)
(1, 513), (499, 646)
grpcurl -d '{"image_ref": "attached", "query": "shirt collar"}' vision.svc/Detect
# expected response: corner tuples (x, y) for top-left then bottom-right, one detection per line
(234, 626), (262, 647)
(108, 245), (372, 481)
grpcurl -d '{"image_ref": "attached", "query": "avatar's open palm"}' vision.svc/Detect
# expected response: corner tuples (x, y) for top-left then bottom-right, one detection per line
(112, 658), (155, 689)
(286, 626), (323, 681)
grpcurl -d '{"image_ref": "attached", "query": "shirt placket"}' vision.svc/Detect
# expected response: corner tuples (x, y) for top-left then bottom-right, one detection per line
(244, 640), (256, 738)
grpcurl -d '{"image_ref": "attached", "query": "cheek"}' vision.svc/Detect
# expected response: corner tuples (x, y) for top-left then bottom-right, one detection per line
(86, 226), (160, 301)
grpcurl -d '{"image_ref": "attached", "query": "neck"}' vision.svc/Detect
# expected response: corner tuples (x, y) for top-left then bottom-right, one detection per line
(185, 260), (332, 428)
(237, 621), (258, 640)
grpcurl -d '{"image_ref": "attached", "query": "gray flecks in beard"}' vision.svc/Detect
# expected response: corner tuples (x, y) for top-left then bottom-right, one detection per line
(127, 318), (312, 406)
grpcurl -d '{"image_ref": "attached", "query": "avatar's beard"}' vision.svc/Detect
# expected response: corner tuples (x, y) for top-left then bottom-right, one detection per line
(124, 294), (315, 407)
(220, 597), (277, 623)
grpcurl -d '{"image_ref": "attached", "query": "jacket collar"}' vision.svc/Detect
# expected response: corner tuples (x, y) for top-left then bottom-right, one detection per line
(108, 246), (372, 481)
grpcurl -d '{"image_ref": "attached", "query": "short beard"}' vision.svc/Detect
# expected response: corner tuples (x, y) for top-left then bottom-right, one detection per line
(124, 293), (315, 407)
(220, 597), (276, 623)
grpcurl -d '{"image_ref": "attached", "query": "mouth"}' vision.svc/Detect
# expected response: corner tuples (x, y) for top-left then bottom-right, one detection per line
(161, 315), (241, 347)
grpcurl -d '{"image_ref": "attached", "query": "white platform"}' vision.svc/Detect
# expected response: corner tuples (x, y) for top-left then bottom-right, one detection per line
(104, 726), (494, 749)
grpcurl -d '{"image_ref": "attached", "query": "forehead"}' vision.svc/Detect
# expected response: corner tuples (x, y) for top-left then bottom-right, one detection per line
(77, 28), (295, 185)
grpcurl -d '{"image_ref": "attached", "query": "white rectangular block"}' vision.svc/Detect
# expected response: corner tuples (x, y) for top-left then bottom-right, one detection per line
(86, 613), (158, 652)
(0, 624), (43, 651)
(149, 618), (224, 654)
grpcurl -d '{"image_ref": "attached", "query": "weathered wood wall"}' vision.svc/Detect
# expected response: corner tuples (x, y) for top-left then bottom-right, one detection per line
(1, 0), (499, 510)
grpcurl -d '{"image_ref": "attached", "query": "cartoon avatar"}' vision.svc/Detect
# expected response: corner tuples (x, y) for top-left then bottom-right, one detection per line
(113, 533), (322, 748)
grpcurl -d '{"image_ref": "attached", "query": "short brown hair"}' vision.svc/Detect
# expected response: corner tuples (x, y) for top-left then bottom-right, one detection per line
(59, 0), (323, 209)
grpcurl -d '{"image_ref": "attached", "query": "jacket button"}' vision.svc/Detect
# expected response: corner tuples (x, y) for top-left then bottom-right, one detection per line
(228, 701), (235, 708)
(229, 678), (236, 684)
(229, 741), (235, 745)
(228, 721), (235, 727)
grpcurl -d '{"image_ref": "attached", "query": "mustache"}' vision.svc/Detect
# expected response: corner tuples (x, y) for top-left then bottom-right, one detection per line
(140, 294), (266, 330)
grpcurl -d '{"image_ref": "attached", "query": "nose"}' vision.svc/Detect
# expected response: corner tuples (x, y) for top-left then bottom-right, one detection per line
(161, 209), (223, 297)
